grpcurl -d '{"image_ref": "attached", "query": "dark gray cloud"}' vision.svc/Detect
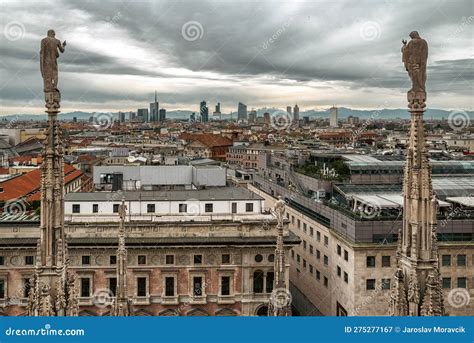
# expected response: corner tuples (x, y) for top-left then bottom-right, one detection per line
(0, 0), (472, 114)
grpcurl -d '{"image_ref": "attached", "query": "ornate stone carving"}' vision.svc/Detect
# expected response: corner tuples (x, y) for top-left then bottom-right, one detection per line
(40, 29), (66, 93)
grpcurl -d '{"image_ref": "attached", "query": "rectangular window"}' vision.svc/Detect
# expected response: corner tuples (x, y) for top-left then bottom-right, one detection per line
(25, 256), (34, 265)
(316, 270), (321, 280)
(344, 250), (349, 261)
(303, 223), (307, 233)
(205, 203), (213, 213)
(0, 280), (4, 299)
(324, 236), (329, 246)
(297, 219), (300, 228)
(221, 276), (230, 296)
(193, 255), (202, 264)
(147, 204), (155, 213)
(366, 279), (376, 290)
(137, 277), (147, 296)
(109, 277), (117, 296)
(381, 279), (391, 290)
(324, 277), (328, 288)
(366, 256), (376, 268)
(303, 240), (307, 250)
(165, 255), (174, 265)
(317, 231), (321, 242)
(303, 259), (307, 268)
(245, 203), (254, 212)
(138, 255), (147, 265)
(309, 245), (313, 254)
(110, 255), (117, 265)
(23, 278), (31, 298)
(165, 277), (175, 296)
(382, 256), (391, 267)
(441, 255), (451, 266)
(457, 277), (467, 288)
(344, 272), (348, 283)
(266, 272), (274, 293)
(310, 265), (313, 274)
(80, 278), (90, 297)
(296, 254), (300, 263)
(337, 266), (341, 277)
(179, 204), (187, 213)
(0, 256), (4, 265)
(193, 276), (203, 296)
(72, 204), (80, 213)
(337, 245), (341, 256)
(221, 254), (230, 264)
(457, 255), (466, 266)
(324, 255), (329, 265)
(442, 277), (451, 289)
(92, 204), (99, 213)
(316, 250), (321, 259)
(310, 227), (314, 236)
(291, 216), (294, 224)
(82, 255), (91, 265)
(113, 204), (120, 213)
(231, 202), (237, 214)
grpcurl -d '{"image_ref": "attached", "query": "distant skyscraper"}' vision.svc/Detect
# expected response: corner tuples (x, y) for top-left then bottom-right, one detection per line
(237, 102), (247, 121)
(190, 112), (196, 122)
(129, 111), (136, 121)
(137, 108), (149, 122)
(159, 108), (166, 121)
(286, 106), (292, 116)
(118, 111), (126, 123)
(149, 91), (159, 122)
(329, 106), (338, 127)
(293, 104), (299, 123)
(213, 102), (222, 118)
(200, 101), (209, 122)
(248, 109), (257, 123)
(263, 112), (270, 124)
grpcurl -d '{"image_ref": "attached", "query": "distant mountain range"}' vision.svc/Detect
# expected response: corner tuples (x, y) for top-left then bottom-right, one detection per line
(1, 107), (472, 121)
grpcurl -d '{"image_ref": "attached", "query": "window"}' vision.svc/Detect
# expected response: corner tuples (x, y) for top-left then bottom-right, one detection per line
(337, 245), (341, 256)
(310, 265), (313, 274)
(303, 223), (307, 233)
(309, 245), (313, 254)
(303, 240), (307, 250)
(366, 279), (376, 290)
(23, 278), (31, 298)
(253, 271), (264, 293)
(138, 255), (147, 265)
(296, 254), (300, 263)
(137, 277), (147, 296)
(316, 270), (321, 280)
(245, 203), (254, 212)
(457, 255), (466, 266)
(165, 255), (174, 265)
(324, 277), (328, 287)
(382, 256), (391, 267)
(442, 277), (451, 289)
(82, 255), (91, 265)
(324, 236), (329, 246)
(194, 255), (203, 264)
(268, 254), (274, 262)
(110, 255), (117, 265)
(0, 280), (4, 299)
(381, 279), (391, 290)
(80, 278), (91, 297)
(316, 250), (321, 259)
(344, 250), (349, 261)
(221, 276), (230, 296)
(205, 203), (213, 213)
(231, 202), (237, 214)
(344, 272), (348, 283)
(72, 204), (80, 213)
(366, 256), (376, 268)
(165, 277), (175, 296)
(25, 256), (34, 265)
(291, 216), (295, 224)
(0, 256), (4, 265)
(109, 278), (117, 296)
(113, 204), (120, 213)
(324, 255), (328, 266)
(222, 254), (231, 264)
(193, 276), (203, 296)
(147, 204), (155, 213)
(266, 272), (274, 293)
(317, 231), (321, 242)
(303, 259), (307, 268)
(297, 219), (300, 228)
(457, 277), (467, 288)
(92, 204), (99, 213)
(255, 254), (263, 263)
(441, 255), (451, 266)
(179, 204), (187, 213)
(310, 227), (314, 236)
(337, 266), (341, 277)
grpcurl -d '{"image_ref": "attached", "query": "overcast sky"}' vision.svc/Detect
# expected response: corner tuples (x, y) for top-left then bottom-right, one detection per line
(0, 0), (472, 115)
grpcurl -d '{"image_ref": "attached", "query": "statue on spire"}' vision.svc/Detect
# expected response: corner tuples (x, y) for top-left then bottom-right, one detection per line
(40, 29), (66, 93)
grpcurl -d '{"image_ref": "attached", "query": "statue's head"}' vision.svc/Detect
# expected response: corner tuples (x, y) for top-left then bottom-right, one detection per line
(409, 31), (420, 39)
(47, 29), (55, 38)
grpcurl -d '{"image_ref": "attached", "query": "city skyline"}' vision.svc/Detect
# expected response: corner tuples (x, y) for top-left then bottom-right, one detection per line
(1, 0), (473, 115)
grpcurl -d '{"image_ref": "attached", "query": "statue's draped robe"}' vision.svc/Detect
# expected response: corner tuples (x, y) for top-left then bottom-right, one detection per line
(40, 37), (63, 92)
(402, 38), (428, 92)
